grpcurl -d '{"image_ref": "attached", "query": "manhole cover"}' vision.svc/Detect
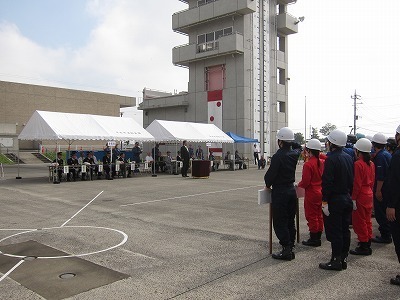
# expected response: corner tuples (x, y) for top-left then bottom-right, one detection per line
(59, 272), (76, 279)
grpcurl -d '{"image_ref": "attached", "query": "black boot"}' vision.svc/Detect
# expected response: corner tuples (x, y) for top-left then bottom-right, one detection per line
(302, 232), (321, 247)
(349, 242), (372, 256)
(341, 255), (348, 270)
(319, 256), (343, 271)
(272, 245), (294, 261)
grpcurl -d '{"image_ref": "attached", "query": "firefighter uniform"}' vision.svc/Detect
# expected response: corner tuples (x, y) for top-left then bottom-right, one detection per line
(298, 155), (325, 241)
(386, 147), (400, 260)
(321, 147), (354, 268)
(373, 148), (392, 242)
(351, 159), (375, 244)
(264, 142), (301, 256)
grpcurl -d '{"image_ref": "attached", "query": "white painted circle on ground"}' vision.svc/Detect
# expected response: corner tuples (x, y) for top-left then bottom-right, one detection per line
(0, 226), (128, 259)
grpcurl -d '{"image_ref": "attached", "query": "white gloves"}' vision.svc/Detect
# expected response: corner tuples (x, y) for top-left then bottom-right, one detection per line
(352, 200), (357, 211)
(322, 204), (330, 216)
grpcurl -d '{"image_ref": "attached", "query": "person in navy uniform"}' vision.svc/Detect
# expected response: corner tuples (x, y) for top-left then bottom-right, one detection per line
(385, 125), (400, 285)
(102, 151), (113, 180)
(67, 151), (80, 181)
(264, 127), (302, 261)
(117, 152), (131, 178)
(83, 151), (97, 180)
(180, 140), (190, 177)
(319, 129), (354, 271)
(52, 152), (64, 183)
(370, 133), (392, 244)
(132, 142), (142, 167)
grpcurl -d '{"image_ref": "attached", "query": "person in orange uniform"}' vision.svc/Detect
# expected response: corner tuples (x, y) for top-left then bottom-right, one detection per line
(298, 139), (325, 247)
(350, 138), (375, 256)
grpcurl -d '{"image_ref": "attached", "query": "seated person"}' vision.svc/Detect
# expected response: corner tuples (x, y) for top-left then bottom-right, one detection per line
(117, 152), (132, 178)
(164, 151), (173, 173)
(144, 152), (154, 171)
(102, 151), (114, 180)
(78, 151), (86, 165)
(209, 151), (219, 171)
(234, 150), (243, 170)
(83, 151), (97, 180)
(196, 145), (204, 160)
(176, 151), (182, 161)
(157, 152), (166, 172)
(67, 151), (80, 181)
(258, 155), (266, 169)
(52, 152), (64, 183)
(224, 151), (234, 170)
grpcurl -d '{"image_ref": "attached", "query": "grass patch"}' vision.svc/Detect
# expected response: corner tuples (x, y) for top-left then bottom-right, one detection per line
(43, 151), (66, 162)
(0, 154), (13, 164)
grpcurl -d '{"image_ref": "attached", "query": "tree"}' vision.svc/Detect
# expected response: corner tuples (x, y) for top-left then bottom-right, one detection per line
(319, 123), (337, 137)
(294, 132), (305, 145)
(311, 127), (320, 139)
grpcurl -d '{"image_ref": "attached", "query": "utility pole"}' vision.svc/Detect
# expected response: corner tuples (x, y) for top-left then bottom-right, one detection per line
(351, 90), (361, 135)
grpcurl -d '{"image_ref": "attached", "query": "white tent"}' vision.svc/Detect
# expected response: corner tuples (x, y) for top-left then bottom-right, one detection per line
(18, 110), (154, 142)
(145, 120), (234, 143)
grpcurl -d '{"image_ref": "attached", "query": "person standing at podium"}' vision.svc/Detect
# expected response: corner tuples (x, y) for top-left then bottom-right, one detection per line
(180, 140), (190, 177)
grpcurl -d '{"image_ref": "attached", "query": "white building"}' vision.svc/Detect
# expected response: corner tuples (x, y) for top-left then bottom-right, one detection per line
(139, 0), (299, 158)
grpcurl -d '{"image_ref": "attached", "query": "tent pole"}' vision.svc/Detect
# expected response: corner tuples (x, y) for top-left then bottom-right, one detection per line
(16, 142), (22, 179)
(152, 141), (157, 177)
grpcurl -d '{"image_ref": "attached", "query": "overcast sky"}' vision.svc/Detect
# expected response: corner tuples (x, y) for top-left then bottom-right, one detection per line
(0, 0), (399, 138)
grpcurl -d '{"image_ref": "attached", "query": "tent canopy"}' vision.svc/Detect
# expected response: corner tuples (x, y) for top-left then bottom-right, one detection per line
(146, 120), (234, 143)
(225, 132), (258, 143)
(18, 110), (154, 142)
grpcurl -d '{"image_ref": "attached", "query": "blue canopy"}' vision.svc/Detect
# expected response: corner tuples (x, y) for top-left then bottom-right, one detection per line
(225, 132), (258, 143)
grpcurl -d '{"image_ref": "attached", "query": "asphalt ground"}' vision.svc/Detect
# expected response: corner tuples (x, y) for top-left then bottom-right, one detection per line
(0, 163), (399, 300)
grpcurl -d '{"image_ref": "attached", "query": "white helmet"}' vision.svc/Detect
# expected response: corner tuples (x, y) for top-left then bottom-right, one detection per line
(372, 133), (387, 145)
(306, 139), (321, 151)
(276, 127), (294, 141)
(397, 124), (400, 134)
(354, 138), (372, 153)
(327, 129), (347, 147)
(365, 135), (373, 141)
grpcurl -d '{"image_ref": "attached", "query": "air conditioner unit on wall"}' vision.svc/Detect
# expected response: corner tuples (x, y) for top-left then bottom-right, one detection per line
(199, 44), (207, 52)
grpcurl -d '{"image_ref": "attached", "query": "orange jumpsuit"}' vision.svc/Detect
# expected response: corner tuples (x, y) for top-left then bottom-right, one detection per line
(352, 159), (375, 242)
(298, 156), (325, 233)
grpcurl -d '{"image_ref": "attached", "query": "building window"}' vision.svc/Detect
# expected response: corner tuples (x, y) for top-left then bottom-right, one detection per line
(277, 101), (286, 113)
(197, 27), (233, 53)
(278, 35), (285, 52)
(277, 68), (285, 85)
(198, 0), (216, 7)
(205, 65), (225, 91)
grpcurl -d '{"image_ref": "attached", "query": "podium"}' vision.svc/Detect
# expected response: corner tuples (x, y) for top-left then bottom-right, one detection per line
(191, 160), (211, 178)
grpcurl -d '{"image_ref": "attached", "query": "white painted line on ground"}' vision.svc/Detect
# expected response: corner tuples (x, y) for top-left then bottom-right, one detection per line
(0, 260), (25, 283)
(118, 248), (156, 260)
(0, 226), (128, 259)
(60, 191), (104, 227)
(0, 228), (37, 231)
(120, 185), (263, 207)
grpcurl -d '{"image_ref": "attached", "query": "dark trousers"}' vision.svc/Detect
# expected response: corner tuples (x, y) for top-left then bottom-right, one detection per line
(254, 153), (259, 165)
(67, 168), (79, 180)
(56, 170), (63, 182)
(271, 185), (297, 247)
(390, 217), (400, 263)
(374, 196), (391, 239)
(324, 195), (353, 257)
(181, 159), (189, 176)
